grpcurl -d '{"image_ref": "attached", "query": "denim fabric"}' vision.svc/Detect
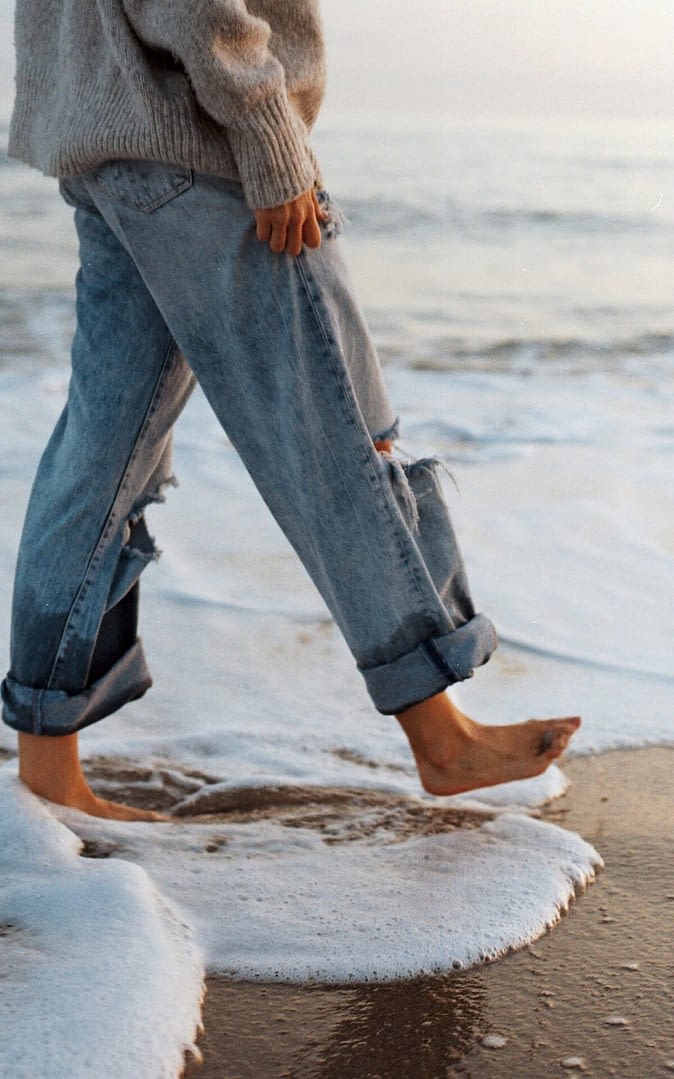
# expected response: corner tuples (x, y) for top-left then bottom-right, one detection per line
(1, 162), (497, 734)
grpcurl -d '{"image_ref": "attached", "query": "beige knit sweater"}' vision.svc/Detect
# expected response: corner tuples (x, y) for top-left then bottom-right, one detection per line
(9, 0), (327, 208)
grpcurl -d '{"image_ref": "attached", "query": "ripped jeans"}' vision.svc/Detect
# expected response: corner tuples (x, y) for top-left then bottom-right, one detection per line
(1, 162), (497, 736)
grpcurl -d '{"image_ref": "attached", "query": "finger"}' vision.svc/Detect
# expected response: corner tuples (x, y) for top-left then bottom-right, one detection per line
(255, 212), (272, 244)
(282, 212), (304, 256)
(286, 232), (303, 257)
(302, 212), (322, 251)
(269, 218), (288, 254)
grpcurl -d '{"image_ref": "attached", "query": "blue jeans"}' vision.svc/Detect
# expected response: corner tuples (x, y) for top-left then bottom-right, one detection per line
(1, 162), (497, 735)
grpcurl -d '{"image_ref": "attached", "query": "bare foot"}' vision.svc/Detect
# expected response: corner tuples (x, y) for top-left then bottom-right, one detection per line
(18, 732), (167, 821)
(397, 693), (581, 796)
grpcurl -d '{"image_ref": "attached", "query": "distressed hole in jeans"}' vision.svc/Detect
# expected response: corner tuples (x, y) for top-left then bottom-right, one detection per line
(121, 514), (158, 563)
(105, 515), (158, 614)
(380, 455), (420, 533)
(107, 471), (177, 611)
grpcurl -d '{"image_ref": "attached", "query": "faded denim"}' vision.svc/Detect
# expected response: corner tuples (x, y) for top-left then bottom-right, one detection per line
(1, 162), (497, 734)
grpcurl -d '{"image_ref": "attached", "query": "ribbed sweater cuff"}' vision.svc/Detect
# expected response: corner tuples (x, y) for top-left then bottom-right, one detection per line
(228, 94), (318, 209)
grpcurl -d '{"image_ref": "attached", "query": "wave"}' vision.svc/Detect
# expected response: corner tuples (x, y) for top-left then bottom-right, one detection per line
(2, 288), (674, 376)
(403, 331), (674, 372)
(499, 634), (674, 686)
(339, 195), (671, 240)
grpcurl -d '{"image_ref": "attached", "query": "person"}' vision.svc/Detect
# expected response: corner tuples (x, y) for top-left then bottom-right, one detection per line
(2, 1), (579, 821)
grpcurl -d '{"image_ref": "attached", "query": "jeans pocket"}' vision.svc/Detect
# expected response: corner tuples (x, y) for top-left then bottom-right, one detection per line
(91, 160), (193, 213)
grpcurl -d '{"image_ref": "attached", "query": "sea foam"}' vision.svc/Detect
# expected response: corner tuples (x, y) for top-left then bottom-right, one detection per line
(0, 774), (204, 1079)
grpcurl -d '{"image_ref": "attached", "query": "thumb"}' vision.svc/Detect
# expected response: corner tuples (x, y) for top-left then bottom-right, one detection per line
(312, 190), (330, 221)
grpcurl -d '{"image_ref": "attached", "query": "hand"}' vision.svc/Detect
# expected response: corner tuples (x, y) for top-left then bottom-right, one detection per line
(254, 189), (329, 256)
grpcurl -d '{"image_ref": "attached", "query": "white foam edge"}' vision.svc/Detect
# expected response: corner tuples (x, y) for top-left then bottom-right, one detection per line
(56, 791), (603, 983)
(0, 773), (204, 1079)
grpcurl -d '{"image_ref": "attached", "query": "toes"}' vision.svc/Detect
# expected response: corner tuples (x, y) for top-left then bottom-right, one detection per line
(93, 797), (169, 822)
(536, 716), (581, 758)
(538, 728), (556, 754)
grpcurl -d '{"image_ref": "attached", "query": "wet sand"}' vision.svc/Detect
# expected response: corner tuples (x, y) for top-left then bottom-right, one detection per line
(181, 747), (674, 1079)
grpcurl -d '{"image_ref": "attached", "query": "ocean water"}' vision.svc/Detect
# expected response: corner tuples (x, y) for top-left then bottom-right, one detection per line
(1, 111), (673, 1076)
(3, 112), (674, 369)
(316, 114), (674, 374)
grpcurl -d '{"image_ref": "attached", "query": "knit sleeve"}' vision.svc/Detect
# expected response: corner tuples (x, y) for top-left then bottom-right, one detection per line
(122, 0), (319, 208)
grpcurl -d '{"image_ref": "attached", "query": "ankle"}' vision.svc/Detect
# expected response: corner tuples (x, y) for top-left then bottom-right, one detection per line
(19, 762), (86, 805)
(396, 693), (474, 765)
(18, 730), (89, 804)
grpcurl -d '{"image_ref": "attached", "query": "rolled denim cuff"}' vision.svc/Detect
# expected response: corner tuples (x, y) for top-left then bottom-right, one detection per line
(1, 640), (152, 736)
(360, 613), (498, 715)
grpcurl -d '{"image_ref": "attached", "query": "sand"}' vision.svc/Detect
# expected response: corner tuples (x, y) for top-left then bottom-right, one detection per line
(181, 747), (674, 1079)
